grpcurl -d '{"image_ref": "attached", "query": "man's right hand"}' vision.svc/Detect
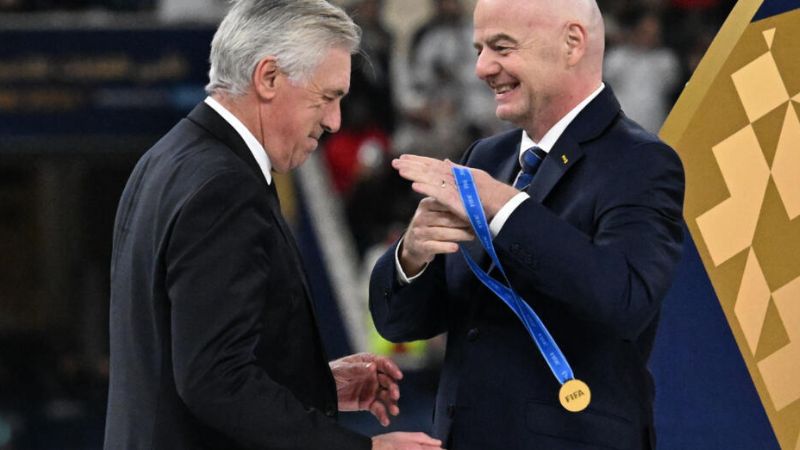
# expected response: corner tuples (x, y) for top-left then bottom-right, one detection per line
(400, 197), (474, 276)
(372, 432), (444, 450)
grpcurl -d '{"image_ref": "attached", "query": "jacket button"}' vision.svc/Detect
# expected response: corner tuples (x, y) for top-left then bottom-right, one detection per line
(447, 404), (456, 418)
(383, 288), (390, 299)
(467, 328), (479, 341)
(325, 407), (336, 417)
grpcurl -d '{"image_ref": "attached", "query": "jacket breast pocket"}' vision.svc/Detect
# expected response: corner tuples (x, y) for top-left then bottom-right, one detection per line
(525, 401), (636, 450)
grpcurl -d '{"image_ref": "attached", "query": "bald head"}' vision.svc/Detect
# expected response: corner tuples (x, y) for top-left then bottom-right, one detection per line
(556, 0), (605, 73)
(473, 0), (605, 137)
(500, 0), (604, 73)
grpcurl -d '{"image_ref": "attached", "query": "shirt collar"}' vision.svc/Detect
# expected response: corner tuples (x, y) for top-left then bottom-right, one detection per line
(520, 83), (605, 157)
(204, 96), (273, 185)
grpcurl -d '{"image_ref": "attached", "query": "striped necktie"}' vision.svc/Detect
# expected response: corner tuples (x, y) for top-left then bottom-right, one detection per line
(513, 146), (547, 190)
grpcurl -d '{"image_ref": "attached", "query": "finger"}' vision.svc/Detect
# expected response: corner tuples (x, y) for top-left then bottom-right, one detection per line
(418, 240), (461, 255)
(392, 157), (436, 176)
(396, 165), (455, 189)
(418, 226), (474, 243)
(405, 432), (443, 445)
(377, 373), (400, 400)
(376, 388), (400, 415)
(418, 212), (473, 230)
(393, 158), (457, 186)
(397, 154), (443, 165)
(369, 400), (390, 427)
(376, 371), (398, 391)
(419, 198), (466, 218)
(374, 357), (403, 381)
(410, 183), (463, 212)
(420, 198), (450, 213)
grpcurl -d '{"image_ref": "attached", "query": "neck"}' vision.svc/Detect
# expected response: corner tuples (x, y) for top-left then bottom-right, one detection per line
(525, 78), (601, 141)
(212, 92), (261, 142)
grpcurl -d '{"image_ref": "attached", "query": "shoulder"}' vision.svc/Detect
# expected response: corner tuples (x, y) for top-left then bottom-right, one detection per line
(123, 118), (267, 226)
(143, 118), (263, 192)
(601, 114), (679, 163)
(586, 114), (684, 194)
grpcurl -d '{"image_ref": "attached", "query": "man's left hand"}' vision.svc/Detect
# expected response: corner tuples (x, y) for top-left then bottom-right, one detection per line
(330, 353), (403, 426)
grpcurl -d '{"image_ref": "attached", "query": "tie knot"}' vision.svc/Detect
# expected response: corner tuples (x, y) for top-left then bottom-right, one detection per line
(513, 146), (546, 190)
(520, 146), (546, 174)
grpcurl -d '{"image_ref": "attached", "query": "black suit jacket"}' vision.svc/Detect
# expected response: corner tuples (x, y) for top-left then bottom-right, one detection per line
(370, 87), (685, 450)
(105, 102), (371, 450)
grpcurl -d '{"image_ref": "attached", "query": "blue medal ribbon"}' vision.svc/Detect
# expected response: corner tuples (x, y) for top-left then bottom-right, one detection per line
(453, 166), (574, 384)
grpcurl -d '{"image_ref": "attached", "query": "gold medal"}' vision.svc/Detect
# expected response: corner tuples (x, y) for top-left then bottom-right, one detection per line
(559, 379), (591, 412)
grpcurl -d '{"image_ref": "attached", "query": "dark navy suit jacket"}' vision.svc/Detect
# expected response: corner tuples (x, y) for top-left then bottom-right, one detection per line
(105, 102), (371, 450)
(370, 87), (685, 450)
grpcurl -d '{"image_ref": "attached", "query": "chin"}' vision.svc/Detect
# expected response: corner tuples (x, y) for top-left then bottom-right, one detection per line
(496, 107), (523, 125)
(292, 155), (311, 170)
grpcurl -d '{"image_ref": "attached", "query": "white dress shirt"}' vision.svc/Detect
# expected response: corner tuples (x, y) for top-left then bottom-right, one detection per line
(396, 83), (606, 283)
(204, 96), (273, 186)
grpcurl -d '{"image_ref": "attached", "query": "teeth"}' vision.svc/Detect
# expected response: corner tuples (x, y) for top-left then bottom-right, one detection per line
(495, 84), (514, 94)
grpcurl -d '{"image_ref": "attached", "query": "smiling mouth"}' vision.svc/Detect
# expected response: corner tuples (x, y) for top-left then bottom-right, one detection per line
(490, 81), (519, 97)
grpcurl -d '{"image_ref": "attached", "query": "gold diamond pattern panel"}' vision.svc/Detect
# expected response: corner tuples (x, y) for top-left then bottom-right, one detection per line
(772, 105), (800, 219)
(732, 51), (789, 122)
(662, 3), (800, 449)
(696, 125), (771, 266)
(758, 276), (800, 412)
(734, 250), (771, 354)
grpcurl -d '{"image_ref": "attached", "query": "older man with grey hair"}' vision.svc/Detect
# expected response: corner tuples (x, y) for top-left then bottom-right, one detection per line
(105, 1), (443, 449)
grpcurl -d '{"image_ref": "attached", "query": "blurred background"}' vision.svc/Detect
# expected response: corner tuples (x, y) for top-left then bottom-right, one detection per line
(1, 0), (781, 449)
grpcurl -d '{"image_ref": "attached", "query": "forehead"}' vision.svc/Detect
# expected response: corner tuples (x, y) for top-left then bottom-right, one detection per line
(473, 0), (553, 43)
(306, 47), (351, 93)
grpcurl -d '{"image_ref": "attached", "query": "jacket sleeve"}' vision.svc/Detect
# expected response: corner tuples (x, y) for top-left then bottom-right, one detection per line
(369, 139), (481, 343)
(493, 142), (685, 340)
(368, 240), (450, 343)
(165, 171), (370, 450)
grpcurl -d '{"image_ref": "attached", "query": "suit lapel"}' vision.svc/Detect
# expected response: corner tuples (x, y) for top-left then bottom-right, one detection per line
(497, 145), (521, 186)
(264, 185), (321, 319)
(527, 86), (622, 203)
(528, 135), (584, 203)
(187, 102), (322, 321)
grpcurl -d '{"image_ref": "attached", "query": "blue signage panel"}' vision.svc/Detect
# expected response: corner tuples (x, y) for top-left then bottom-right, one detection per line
(0, 27), (214, 139)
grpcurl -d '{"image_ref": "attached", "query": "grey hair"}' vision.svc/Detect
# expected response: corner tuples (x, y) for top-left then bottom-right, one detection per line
(206, 0), (361, 96)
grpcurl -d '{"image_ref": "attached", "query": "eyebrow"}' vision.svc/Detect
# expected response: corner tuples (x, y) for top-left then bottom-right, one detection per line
(324, 89), (348, 98)
(474, 33), (518, 50)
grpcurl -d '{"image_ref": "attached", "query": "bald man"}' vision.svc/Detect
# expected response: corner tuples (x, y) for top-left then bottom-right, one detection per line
(369, 0), (685, 449)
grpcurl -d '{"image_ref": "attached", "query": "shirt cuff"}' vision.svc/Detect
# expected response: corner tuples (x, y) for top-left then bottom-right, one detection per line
(394, 238), (428, 285)
(489, 192), (530, 237)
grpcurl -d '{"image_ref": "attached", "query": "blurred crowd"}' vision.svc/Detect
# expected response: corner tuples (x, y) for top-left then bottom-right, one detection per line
(0, 0), (734, 448)
(0, 0), (154, 11)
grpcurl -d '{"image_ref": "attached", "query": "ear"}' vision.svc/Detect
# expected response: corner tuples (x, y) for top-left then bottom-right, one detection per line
(252, 56), (280, 101)
(564, 22), (587, 66)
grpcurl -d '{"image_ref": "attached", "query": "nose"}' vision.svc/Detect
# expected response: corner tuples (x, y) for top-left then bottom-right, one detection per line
(321, 100), (342, 134)
(475, 49), (499, 81)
